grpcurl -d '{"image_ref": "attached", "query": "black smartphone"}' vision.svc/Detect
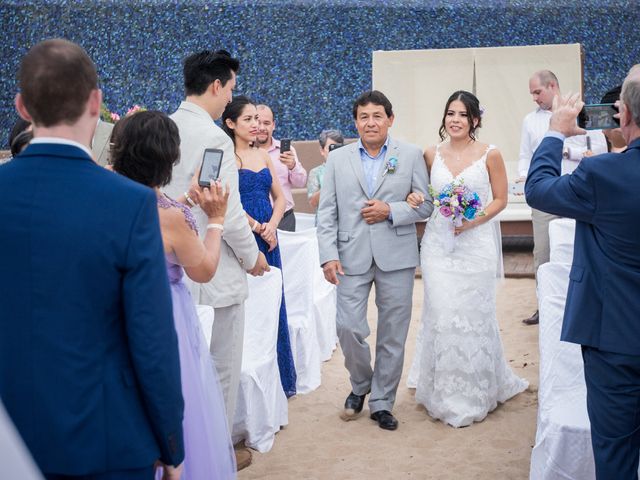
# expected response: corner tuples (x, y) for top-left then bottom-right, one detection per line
(328, 143), (344, 152)
(280, 138), (291, 153)
(577, 104), (619, 130)
(198, 148), (224, 187)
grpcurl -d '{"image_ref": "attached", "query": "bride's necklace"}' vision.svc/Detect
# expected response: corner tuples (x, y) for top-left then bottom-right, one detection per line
(449, 139), (474, 163)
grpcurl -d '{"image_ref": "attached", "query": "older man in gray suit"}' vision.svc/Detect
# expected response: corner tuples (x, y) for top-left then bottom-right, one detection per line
(317, 90), (433, 431)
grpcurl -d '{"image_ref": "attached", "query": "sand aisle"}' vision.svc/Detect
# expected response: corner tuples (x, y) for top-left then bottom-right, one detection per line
(240, 278), (539, 480)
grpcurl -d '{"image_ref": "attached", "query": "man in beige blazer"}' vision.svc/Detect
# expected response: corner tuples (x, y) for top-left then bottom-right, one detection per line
(164, 50), (269, 461)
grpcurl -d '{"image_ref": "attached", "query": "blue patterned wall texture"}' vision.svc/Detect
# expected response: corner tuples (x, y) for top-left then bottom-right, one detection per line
(1, 0), (638, 147)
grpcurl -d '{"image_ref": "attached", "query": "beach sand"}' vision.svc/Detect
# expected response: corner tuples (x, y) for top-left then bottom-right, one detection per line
(239, 278), (539, 480)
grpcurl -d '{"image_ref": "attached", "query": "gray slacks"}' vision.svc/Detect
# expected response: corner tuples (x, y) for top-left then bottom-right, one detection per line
(210, 303), (245, 429)
(532, 208), (560, 274)
(336, 262), (415, 413)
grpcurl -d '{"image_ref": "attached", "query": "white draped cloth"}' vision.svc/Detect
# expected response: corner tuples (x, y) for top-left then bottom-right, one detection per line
(232, 268), (288, 452)
(278, 228), (323, 393)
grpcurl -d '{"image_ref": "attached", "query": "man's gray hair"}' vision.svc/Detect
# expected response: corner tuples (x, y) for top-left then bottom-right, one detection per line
(621, 73), (640, 128)
(318, 129), (344, 148)
(534, 69), (559, 88)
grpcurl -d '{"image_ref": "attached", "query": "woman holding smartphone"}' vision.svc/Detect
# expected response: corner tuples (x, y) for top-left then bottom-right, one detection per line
(222, 96), (297, 398)
(110, 111), (236, 479)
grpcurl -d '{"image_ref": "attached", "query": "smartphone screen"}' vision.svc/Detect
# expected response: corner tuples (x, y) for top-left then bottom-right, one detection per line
(577, 104), (619, 130)
(198, 148), (223, 187)
(280, 138), (291, 153)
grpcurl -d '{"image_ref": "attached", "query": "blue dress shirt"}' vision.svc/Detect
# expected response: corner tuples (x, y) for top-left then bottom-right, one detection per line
(358, 138), (389, 197)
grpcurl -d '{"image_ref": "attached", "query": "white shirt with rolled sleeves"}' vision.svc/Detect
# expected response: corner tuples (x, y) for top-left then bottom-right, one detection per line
(518, 108), (607, 178)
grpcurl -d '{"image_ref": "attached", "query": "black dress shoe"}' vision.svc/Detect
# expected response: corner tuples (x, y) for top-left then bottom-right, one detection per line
(370, 410), (398, 431)
(522, 310), (539, 325)
(341, 391), (368, 420)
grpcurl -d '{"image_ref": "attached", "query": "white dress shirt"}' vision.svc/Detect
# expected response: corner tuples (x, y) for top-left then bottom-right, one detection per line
(30, 137), (94, 159)
(518, 108), (607, 177)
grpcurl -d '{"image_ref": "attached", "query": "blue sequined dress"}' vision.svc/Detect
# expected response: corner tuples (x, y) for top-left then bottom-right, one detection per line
(238, 167), (297, 397)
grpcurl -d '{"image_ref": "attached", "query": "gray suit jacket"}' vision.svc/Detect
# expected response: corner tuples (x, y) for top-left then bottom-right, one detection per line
(317, 137), (433, 275)
(91, 120), (113, 166)
(166, 101), (259, 307)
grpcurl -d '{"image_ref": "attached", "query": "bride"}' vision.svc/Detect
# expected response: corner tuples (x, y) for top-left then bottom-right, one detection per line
(407, 90), (528, 428)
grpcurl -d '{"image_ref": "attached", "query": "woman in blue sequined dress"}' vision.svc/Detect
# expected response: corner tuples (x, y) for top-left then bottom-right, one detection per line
(222, 96), (297, 398)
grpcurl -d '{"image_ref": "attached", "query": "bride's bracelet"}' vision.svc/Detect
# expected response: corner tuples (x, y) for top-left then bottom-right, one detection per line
(206, 223), (224, 233)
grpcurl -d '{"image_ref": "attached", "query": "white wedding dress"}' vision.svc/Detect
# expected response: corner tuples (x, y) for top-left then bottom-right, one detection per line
(407, 144), (528, 428)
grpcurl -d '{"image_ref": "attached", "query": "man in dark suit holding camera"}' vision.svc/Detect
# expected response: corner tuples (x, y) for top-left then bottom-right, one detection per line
(525, 73), (640, 479)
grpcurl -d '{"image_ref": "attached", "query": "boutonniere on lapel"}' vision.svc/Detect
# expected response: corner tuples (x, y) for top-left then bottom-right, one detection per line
(383, 157), (398, 176)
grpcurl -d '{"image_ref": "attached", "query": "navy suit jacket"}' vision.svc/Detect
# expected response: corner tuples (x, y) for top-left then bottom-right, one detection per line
(526, 135), (640, 356)
(0, 143), (185, 475)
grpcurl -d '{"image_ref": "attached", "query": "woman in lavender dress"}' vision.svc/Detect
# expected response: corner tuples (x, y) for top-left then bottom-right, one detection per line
(111, 111), (236, 479)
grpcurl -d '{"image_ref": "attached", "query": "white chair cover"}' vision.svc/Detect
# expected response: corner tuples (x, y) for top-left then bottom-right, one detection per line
(195, 304), (214, 347)
(532, 261), (594, 479)
(232, 268), (288, 453)
(293, 213), (338, 361)
(549, 218), (576, 264)
(312, 265), (337, 362)
(278, 228), (323, 393)
(0, 402), (43, 480)
(294, 211), (316, 232)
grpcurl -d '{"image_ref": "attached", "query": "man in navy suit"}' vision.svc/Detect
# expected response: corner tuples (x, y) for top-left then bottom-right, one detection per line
(526, 76), (640, 479)
(0, 39), (185, 479)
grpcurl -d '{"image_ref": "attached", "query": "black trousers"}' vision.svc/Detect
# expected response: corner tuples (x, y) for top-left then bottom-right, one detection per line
(278, 208), (296, 232)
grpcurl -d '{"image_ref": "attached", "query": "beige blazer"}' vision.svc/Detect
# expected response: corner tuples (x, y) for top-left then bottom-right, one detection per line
(166, 101), (259, 307)
(92, 120), (113, 166)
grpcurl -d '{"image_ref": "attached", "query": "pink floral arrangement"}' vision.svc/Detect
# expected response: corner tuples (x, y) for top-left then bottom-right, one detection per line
(100, 103), (146, 124)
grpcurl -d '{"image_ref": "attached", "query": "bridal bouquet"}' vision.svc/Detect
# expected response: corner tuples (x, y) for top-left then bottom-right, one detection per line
(429, 180), (484, 252)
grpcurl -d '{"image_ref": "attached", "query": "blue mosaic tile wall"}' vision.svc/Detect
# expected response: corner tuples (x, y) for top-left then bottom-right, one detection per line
(1, 0), (637, 147)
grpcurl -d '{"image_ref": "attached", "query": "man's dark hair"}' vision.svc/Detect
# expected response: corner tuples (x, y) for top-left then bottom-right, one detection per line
(111, 111), (180, 188)
(18, 39), (98, 127)
(352, 90), (393, 119)
(183, 49), (240, 96)
(439, 90), (483, 141)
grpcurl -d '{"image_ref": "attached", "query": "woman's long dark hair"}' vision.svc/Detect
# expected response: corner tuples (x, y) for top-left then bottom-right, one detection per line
(221, 95), (255, 145)
(438, 90), (482, 141)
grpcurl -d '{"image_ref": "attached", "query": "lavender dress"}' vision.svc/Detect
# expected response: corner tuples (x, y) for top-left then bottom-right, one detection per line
(156, 195), (236, 479)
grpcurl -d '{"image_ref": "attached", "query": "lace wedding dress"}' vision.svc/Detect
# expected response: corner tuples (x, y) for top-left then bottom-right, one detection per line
(407, 144), (528, 428)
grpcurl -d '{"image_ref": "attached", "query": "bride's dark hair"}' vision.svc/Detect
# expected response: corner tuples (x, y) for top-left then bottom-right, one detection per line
(438, 90), (482, 141)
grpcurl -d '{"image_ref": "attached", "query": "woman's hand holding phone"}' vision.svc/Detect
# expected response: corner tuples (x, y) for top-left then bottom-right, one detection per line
(194, 180), (229, 221)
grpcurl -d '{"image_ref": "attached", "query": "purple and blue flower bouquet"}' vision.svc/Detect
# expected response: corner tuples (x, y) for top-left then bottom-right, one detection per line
(429, 179), (484, 252)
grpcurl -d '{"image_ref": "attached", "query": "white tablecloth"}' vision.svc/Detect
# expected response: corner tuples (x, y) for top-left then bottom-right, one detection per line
(232, 268), (288, 452)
